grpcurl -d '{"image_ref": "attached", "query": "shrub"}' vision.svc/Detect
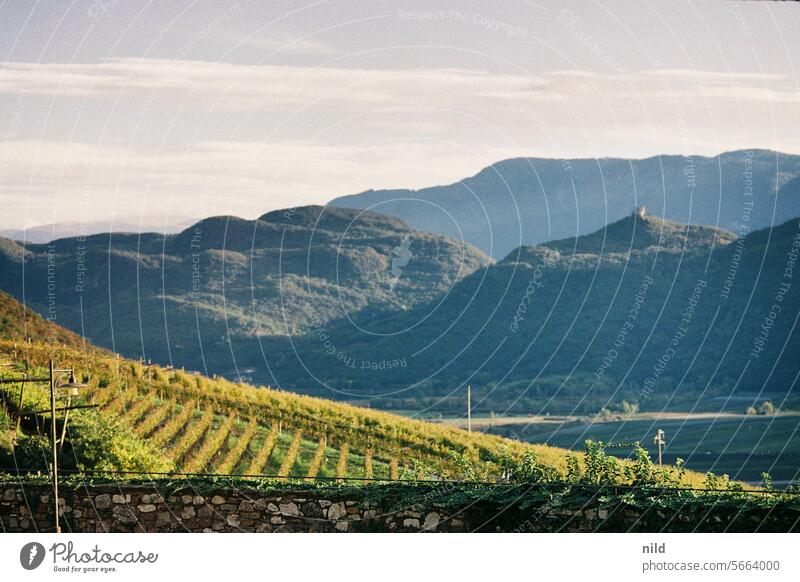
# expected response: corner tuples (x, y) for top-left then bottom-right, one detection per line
(625, 445), (654, 485)
(448, 450), (488, 481)
(565, 453), (581, 483)
(582, 440), (622, 485)
(0, 434), (49, 470)
(67, 411), (173, 473)
(509, 451), (560, 483)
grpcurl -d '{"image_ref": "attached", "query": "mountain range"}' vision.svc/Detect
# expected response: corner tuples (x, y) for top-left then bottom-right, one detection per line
(0, 205), (487, 383)
(1, 152), (798, 415)
(0, 217), (198, 244)
(330, 149), (800, 259)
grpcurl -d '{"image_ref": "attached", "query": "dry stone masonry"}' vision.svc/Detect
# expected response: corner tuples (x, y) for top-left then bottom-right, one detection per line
(1, 484), (797, 533)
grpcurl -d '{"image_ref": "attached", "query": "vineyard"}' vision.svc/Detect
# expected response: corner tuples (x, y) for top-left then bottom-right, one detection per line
(0, 340), (581, 482)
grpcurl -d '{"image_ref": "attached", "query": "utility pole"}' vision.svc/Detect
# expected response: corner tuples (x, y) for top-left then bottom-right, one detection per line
(49, 360), (60, 534)
(2, 360), (87, 533)
(653, 429), (666, 467)
(467, 384), (472, 435)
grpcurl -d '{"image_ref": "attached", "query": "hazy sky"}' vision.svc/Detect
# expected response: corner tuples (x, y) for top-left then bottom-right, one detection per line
(1, 0), (798, 230)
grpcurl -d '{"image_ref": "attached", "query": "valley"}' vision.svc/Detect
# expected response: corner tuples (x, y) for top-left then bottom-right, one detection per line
(425, 411), (800, 484)
(1, 155), (798, 497)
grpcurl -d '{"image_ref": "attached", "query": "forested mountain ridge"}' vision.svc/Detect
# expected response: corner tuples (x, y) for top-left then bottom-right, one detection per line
(0, 205), (488, 381)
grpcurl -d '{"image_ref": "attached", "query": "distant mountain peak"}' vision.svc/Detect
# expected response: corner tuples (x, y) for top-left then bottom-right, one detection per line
(258, 205), (409, 233)
(500, 207), (736, 262)
(330, 149), (800, 258)
(541, 207), (736, 256)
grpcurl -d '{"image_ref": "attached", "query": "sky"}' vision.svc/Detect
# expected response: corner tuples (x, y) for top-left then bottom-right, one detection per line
(0, 0), (798, 230)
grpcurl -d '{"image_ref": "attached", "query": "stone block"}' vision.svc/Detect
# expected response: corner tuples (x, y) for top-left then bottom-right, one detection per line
(327, 502), (346, 520)
(279, 502), (300, 516)
(95, 494), (112, 510)
(423, 512), (440, 531)
(112, 505), (138, 525)
(301, 502), (323, 518)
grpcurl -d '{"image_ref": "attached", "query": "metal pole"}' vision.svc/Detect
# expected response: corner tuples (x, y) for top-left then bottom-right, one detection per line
(654, 429), (665, 467)
(14, 379), (24, 437)
(467, 384), (472, 435)
(49, 360), (60, 533)
(59, 396), (72, 454)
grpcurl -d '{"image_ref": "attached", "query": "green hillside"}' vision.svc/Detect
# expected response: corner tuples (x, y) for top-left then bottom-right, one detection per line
(267, 214), (800, 413)
(0, 288), (759, 489)
(0, 205), (488, 382)
(0, 289), (95, 352)
(2, 208), (798, 417)
(2, 339), (732, 489)
(0, 339), (560, 479)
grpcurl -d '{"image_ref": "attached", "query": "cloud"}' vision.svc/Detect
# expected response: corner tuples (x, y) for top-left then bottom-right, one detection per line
(1, 59), (797, 127)
(0, 59), (544, 112)
(1, 58), (797, 228)
(0, 138), (522, 229)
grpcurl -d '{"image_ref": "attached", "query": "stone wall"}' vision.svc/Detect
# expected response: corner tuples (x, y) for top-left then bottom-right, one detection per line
(1, 484), (798, 533)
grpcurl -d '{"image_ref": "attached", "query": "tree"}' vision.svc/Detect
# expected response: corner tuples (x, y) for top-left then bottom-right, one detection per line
(758, 401), (777, 415)
(621, 400), (639, 415)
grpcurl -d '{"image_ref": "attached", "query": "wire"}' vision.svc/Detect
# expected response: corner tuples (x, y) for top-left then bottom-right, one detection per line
(0, 467), (797, 494)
